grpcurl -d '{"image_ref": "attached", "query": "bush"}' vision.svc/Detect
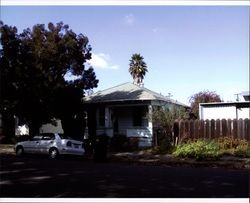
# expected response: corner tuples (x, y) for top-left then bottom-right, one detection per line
(173, 139), (220, 160)
(216, 136), (248, 150)
(234, 145), (250, 157)
(215, 136), (250, 157)
(172, 137), (250, 159)
(152, 136), (174, 154)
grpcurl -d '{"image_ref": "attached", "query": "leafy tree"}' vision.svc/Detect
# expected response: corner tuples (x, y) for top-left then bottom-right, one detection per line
(152, 105), (189, 132)
(0, 21), (98, 140)
(189, 90), (222, 119)
(151, 105), (188, 149)
(129, 53), (148, 86)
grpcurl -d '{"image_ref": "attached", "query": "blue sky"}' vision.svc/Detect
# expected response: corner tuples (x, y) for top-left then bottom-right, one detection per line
(1, 6), (249, 104)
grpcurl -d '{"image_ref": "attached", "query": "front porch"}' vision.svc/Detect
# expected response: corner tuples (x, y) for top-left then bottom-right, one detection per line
(94, 104), (153, 147)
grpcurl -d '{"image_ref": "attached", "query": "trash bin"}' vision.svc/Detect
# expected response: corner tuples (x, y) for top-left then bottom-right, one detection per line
(93, 135), (109, 162)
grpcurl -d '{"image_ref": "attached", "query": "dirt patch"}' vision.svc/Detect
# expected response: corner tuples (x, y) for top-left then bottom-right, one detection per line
(0, 144), (15, 155)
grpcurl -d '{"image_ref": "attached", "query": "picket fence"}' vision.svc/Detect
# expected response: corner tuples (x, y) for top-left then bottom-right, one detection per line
(174, 119), (250, 141)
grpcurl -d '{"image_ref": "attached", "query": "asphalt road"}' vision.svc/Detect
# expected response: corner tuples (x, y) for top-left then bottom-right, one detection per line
(0, 154), (249, 198)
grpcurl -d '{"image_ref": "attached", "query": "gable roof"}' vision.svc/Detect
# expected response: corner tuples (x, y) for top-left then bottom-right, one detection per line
(84, 82), (189, 107)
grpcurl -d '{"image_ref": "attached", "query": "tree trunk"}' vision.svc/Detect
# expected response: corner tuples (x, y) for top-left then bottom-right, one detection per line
(1, 112), (15, 143)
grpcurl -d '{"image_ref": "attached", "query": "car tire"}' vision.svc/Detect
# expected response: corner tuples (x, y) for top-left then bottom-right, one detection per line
(16, 146), (24, 157)
(49, 148), (59, 159)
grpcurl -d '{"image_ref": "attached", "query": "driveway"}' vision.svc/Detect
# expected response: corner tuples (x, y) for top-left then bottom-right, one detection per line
(0, 154), (249, 198)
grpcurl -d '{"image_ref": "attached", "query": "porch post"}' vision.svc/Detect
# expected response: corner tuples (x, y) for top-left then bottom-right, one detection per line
(148, 105), (153, 145)
(105, 107), (109, 128)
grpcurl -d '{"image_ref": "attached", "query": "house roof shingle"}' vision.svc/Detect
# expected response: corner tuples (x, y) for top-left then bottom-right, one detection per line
(84, 82), (189, 107)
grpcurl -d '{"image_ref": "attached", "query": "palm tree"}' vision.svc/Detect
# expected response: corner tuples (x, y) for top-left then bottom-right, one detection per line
(129, 53), (148, 86)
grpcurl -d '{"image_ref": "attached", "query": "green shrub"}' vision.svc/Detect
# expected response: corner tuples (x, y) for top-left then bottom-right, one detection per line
(234, 145), (250, 157)
(173, 139), (220, 160)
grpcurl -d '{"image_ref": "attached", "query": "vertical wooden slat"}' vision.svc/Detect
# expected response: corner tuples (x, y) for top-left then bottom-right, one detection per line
(184, 120), (190, 138)
(190, 120), (194, 139)
(238, 119), (243, 140)
(194, 120), (199, 139)
(199, 120), (204, 138)
(215, 119), (221, 138)
(232, 119), (238, 139)
(221, 119), (227, 137)
(227, 119), (232, 136)
(244, 119), (250, 141)
(179, 119), (185, 141)
(210, 119), (215, 139)
(205, 119), (210, 139)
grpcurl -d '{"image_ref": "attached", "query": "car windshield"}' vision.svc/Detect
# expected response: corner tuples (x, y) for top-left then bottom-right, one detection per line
(58, 134), (72, 140)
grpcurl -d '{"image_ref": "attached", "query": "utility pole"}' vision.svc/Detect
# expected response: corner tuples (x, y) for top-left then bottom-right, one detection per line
(234, 93), (240, 102)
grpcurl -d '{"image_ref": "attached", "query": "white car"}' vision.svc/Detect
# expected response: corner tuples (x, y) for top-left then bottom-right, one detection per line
(14, 133), (85, 158)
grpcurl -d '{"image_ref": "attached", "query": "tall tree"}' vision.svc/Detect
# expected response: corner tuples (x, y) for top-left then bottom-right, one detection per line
(0, 21), (98, 139)
(189, 90), (222, 119)
(129, 53), (148, 86)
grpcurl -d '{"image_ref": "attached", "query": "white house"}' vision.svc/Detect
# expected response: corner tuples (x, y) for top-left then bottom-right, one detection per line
(84, 82), (189, 147)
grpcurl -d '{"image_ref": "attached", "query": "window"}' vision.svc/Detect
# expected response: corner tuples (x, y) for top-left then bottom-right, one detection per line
(32, 136), (42, 141)
(41, 133), (55, 140)
(58, 134), (71, 139)
(133, 107), (145, 127)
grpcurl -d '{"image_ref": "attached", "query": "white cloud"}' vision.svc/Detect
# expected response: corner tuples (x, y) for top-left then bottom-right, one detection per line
(124, 14), (135, 26)
(89, 53), (119, 70)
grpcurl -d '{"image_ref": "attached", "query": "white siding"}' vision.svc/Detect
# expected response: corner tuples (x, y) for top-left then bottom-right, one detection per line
(237, 108), (250, 119)
(118, 108), (133, 135)
(96, 128), (113, 137)
(200, 106), (250, 120)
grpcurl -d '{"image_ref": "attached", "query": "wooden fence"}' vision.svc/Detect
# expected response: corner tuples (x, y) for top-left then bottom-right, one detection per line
(174, 119), (250, 142)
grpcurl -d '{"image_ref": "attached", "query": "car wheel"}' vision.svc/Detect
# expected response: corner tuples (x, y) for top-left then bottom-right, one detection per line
(16, 146), (24, 157)
(49, 148), (59, 159)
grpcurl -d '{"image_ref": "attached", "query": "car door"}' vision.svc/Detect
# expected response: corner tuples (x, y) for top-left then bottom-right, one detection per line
(24, 135), (42, 153)
(39, 133), (55, 154)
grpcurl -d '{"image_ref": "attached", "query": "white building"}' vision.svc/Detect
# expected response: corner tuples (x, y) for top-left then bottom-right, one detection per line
(199, 101), (250, 120)
(84, 82), (189, 147)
